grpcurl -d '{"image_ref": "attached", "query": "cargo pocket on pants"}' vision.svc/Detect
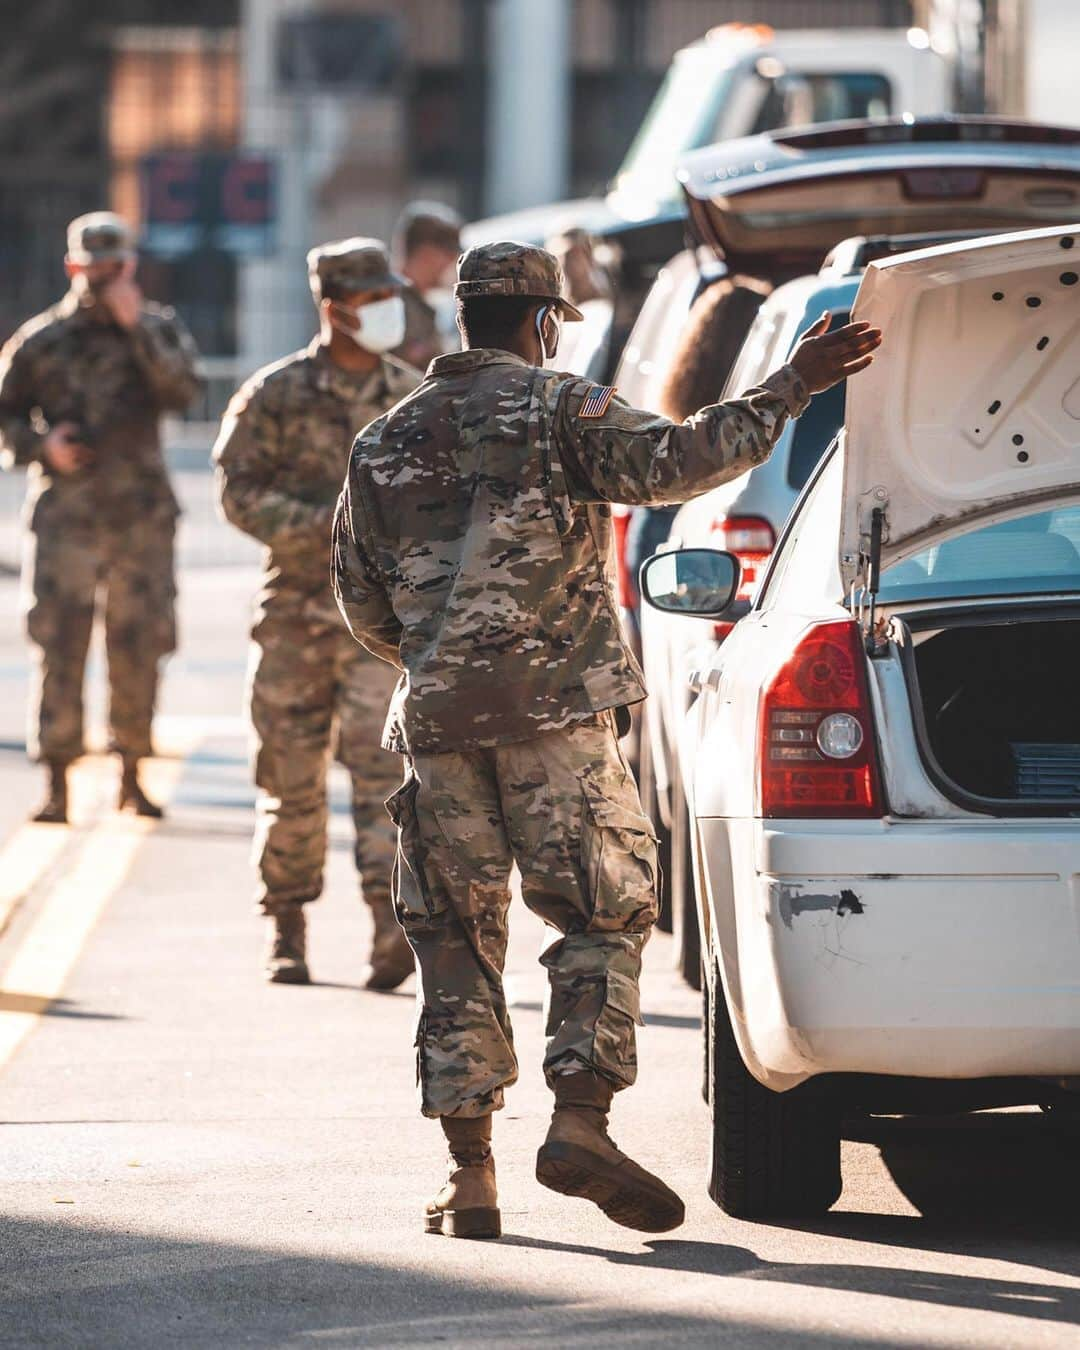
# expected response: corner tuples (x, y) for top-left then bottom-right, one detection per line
(594, 969), (645, 1088)
(580, 780), (659, 930)
(385, 772), (443, 927)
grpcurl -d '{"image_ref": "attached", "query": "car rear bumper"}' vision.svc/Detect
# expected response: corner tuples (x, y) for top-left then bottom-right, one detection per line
(703, 816), (1080, 1087)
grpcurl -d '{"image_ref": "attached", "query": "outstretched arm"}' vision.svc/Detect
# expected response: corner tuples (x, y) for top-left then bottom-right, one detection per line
(557, 317), (881, 505)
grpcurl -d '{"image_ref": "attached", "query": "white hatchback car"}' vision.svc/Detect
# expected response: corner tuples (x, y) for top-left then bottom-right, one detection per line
(641, 224), (1080, 1219)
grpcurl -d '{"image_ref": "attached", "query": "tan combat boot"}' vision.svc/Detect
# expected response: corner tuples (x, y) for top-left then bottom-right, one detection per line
(31, 761), (69, 825)
(266, 907), (310, 984)
(425, 1115), (501, 1239)
(118, 756), (164, 819)
(363, 896), (414, 991)
(536, 1071), (685, 1233)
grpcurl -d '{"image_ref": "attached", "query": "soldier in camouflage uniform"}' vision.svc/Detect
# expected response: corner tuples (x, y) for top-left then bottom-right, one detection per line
(214, 239), (420, 988)
(332, 242), (881, 1238)
(0, 212), (201, 823)
(391, 202), (462, 370)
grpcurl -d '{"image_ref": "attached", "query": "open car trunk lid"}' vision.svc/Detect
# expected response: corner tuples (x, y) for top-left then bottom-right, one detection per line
(679, 117), (1080, 275)
(838, 223), (1080, 592)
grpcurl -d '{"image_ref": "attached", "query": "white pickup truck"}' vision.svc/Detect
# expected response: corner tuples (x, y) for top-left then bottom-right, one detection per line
(465, 23), (954, 258)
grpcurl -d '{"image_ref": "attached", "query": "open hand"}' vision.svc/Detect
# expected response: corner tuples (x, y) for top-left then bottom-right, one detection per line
(789, 312), (882, 394)
(42, 422), (93, 475)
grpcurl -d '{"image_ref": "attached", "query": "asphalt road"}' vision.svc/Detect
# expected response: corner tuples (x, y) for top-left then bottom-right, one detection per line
(0, 475), (1078, 1348)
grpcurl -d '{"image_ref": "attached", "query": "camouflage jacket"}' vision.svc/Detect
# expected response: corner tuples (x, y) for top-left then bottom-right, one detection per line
(332, 347), (808, 754)
(0, 291), (201, 527)
(214, 341), (419, 615)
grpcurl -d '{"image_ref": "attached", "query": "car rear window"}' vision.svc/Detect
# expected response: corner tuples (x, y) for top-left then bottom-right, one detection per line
(879, 506), (1080, 602)
(787, 378), (847, 491)
(785, 310), (850, 491)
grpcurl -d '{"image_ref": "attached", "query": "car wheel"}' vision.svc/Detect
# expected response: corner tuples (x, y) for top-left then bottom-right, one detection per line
(638, 725), (673, 933)
(707, 959), (842, 1219)
(670, 759), (701, 989)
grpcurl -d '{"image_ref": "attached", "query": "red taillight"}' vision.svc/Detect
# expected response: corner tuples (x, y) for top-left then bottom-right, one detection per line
(758, 620), (883, 819)
(611, 504), (636, 609)
(710, 514), (775, 638)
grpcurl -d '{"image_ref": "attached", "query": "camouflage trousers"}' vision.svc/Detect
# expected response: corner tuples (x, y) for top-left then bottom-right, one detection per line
(387, 712), (659, 1119)
(21, 507), (177, 764)
(249, 607), (400, 914)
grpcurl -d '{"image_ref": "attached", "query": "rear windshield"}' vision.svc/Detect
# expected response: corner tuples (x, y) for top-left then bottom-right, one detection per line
(879, 506), (1080, 602)
(787, 378), (846, 491)
(785, 310), (850, 492)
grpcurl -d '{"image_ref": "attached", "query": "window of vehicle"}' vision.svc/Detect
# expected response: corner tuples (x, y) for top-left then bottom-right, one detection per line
(757, 448), (844, 612)
(613, 53), (735, 205)
(878, 506), (1080, 603)
(787, 378), (847, 491)
(722, 307), (784, 402)
(724, 303), (851, 493)
(785, 307), (851, 490)
(750, 71), (892, 134)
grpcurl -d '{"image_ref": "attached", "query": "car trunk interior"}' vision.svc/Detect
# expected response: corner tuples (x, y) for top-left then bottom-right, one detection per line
(905, 616), (1080, 810)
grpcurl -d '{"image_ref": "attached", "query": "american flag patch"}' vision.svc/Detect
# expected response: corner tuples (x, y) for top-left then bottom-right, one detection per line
(578, 385), (617, 419)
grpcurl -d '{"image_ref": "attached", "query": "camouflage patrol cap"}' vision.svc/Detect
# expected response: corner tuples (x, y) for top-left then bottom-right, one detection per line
(66, 212), (135, 265)
(454, 241), (584, 321)
(307, 237), (405, 301)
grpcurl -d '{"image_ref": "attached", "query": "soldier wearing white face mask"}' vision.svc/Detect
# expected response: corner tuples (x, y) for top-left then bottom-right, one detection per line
(214, 238), (421, 988)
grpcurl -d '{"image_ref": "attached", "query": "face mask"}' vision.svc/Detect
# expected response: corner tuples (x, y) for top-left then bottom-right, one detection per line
(336, 295), (406, 353)
(535, 304), (561, 366)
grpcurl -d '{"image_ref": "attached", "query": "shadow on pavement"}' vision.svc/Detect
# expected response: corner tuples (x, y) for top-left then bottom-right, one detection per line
(0, 993), (125, 1021)
(780, 1112), (1080, 1286)
(850, 1111), (1080, 1224)
(500, 1233), (1080, 1327)
(0, 1214), (914, 1348)
(501, 1111), (1080, 1327)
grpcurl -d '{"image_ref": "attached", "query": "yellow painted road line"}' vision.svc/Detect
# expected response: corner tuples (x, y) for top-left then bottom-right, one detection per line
(0, 830), (71, 942)
(0, 756), (115, 941)
(0, 743), (191, 1074)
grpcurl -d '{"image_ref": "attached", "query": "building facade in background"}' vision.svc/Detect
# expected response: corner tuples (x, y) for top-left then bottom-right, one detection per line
(14, 0), (1069, 375)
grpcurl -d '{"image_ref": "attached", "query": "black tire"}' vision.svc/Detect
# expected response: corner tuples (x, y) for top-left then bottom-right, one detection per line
(670, 759), (701, 989)
(708, 960), (842, 1219)
(637, 724), (673, 933)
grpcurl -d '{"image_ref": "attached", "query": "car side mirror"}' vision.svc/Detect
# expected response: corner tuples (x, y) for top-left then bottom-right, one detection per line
(639, 548), (741, 619)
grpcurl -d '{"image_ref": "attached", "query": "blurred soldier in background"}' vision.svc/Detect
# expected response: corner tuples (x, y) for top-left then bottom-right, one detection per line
(391, 202), (463, 370)
(546, 227), (613, 308)
(0, 212), (201, 824)
(545, 227), (616, 378)
(332, 241), (879, 1240)
(214, 239), (419, 988)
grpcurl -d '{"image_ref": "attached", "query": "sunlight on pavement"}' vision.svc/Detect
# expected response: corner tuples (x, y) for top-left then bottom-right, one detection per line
(0, 736), (195, 1073)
